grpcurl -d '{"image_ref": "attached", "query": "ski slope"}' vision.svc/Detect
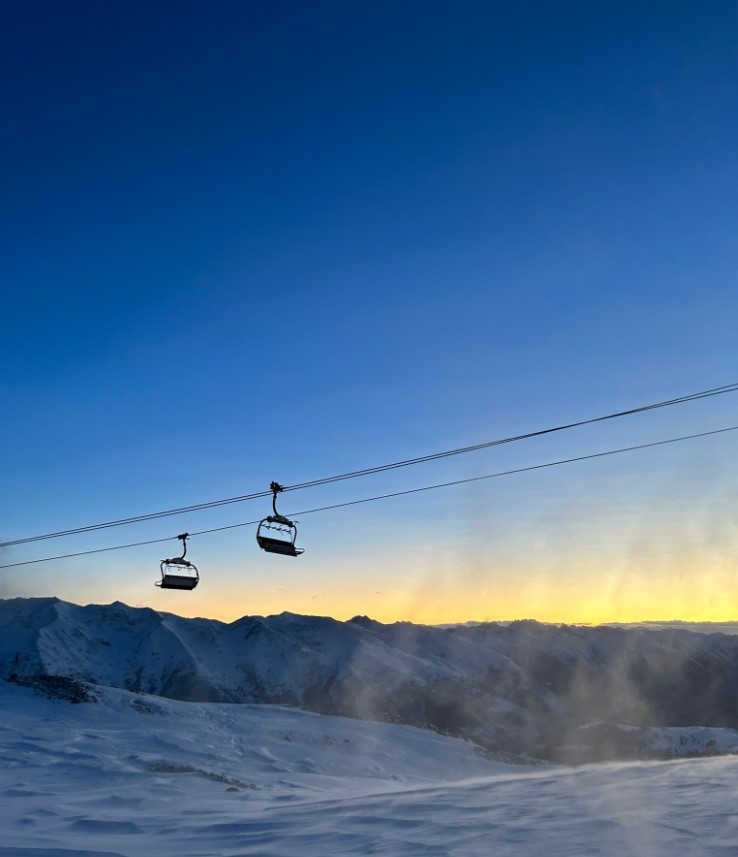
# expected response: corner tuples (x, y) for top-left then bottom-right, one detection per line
(2, 680), (737, 856)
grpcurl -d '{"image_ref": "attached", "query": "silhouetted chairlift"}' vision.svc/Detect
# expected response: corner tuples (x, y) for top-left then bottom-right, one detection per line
(156, 533), (200, 590)
(256, 482), (304, 557)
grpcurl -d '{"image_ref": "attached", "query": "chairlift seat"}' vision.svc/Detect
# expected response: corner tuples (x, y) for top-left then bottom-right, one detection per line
(256, 534), (304, 557)
(158, 573), (199, 590)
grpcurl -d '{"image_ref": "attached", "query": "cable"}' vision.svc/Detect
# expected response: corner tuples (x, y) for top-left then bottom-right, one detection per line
(3, 381), (738, 549)
(2, 423), (735, 570)
(284, 383), (738, 492)
(0, 535), (177, 568)
(0, 488), (275, 548)
(289, 424), (738, 520)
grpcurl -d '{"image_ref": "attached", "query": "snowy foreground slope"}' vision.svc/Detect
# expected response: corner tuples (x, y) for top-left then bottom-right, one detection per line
(2, 680), (738, 857)
(4, 597), (738, 763)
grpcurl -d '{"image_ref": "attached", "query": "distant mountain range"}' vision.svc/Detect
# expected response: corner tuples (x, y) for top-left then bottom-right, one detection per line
(3, 597), (738, 763)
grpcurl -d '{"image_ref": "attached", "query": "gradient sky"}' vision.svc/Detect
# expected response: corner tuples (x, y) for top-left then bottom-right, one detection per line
(2, 1), (738, 623)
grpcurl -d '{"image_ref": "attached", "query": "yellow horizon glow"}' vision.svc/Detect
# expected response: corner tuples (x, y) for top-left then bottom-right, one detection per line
(20, 523), (738, 626)
(143, 559), (738, 626)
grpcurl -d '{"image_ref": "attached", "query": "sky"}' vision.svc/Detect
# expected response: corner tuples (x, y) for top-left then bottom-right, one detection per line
(1, 0), (738, 623)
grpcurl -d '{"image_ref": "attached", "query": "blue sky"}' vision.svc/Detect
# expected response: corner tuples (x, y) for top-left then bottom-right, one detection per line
(2, 1), (738, 621)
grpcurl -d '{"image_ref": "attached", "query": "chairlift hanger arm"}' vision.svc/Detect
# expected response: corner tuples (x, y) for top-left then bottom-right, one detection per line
(177, 533), (189, 560)
(271, 482), (284, 517)
(269, 482), (294, 526)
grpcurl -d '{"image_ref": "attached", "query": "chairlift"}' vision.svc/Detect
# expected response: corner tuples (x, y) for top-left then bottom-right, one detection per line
(256, 482), (304, 557)
(156, 533), (200, 590)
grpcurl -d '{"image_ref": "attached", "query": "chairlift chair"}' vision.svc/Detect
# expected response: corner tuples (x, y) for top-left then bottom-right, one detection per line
(256, 482), (304, 557)
(157, 533), (200, 590)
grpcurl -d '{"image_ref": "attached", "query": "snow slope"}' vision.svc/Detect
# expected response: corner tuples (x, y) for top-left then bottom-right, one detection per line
(2, 680), (738, 857)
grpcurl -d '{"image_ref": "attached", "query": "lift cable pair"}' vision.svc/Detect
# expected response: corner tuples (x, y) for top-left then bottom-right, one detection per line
(2, 380), (738, 551)
(2, 423), (736, 573)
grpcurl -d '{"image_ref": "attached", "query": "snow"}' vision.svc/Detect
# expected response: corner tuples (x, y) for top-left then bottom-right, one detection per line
(2, 680), (738, 856)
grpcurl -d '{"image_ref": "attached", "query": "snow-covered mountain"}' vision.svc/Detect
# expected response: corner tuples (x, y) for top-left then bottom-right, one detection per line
(3, 596), (738, 763)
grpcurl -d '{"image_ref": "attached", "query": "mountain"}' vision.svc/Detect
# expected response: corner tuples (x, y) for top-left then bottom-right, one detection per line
(3, 596), (738, 763)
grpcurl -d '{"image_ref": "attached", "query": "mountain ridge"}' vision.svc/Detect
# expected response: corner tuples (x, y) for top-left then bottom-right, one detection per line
(3, 596), (738, 763)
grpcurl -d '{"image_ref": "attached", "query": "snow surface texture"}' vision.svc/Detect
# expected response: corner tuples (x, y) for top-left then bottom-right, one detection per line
(4, 598), (738, 763)
(2, 680), (738, 857)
